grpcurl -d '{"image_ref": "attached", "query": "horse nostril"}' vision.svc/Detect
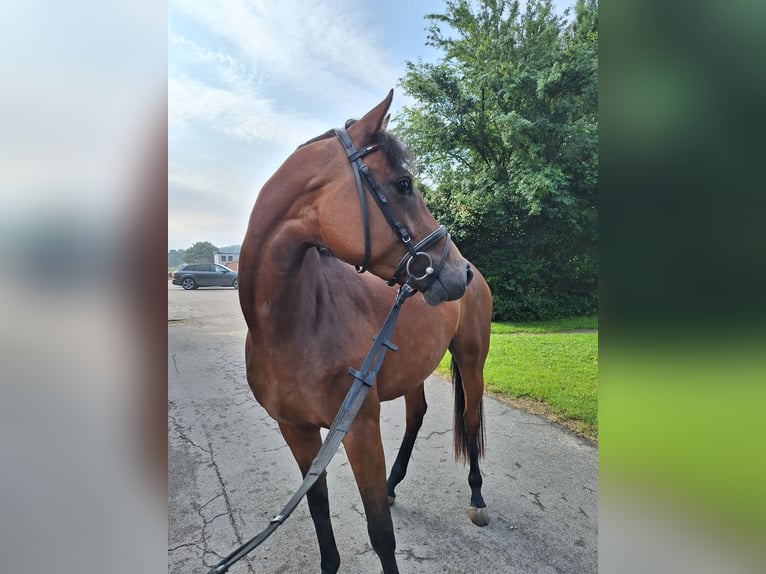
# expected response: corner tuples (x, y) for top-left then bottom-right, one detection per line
(466, 264), (474, 286)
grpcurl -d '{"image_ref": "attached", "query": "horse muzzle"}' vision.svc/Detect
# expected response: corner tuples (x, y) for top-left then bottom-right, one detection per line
(389, 228), (472, 306)
(420, 259), (473, 306)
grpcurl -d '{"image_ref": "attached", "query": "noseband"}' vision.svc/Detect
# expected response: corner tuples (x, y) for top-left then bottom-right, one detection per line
(334, 127), (451, 289)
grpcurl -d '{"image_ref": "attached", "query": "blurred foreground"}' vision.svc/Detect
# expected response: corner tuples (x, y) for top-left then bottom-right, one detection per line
(0, 2), (167, 572)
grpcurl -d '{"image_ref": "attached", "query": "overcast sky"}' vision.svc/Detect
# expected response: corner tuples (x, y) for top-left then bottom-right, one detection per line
(168, 0), (572, 250)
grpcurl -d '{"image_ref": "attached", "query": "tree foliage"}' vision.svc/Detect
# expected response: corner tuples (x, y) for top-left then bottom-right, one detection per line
(397, 0), (597, 320)
(183, 241), (218, 264)
(168, 249), (186, 268)
(169, 243), (239, 268)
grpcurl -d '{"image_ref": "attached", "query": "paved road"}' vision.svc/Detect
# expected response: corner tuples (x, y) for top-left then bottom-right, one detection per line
(168, 282), (597, 573)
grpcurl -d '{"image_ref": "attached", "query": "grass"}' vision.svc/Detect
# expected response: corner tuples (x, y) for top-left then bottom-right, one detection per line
(437, 314), (598, 438)
(490, 314), (598, 334)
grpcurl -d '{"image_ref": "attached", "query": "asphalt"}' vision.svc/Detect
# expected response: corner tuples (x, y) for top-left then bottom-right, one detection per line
(168, 283), (598, 573)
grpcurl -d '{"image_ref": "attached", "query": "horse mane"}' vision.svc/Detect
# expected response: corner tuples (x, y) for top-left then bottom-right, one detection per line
(298, 120), (412, 171)
(375, 129), (412, 171)
(297, 128), (337, 149)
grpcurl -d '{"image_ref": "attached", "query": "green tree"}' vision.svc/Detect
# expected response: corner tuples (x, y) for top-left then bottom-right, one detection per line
(168, 249), (186, 268)
(398, 0), (597, 320)
(183, 241), (218, 264)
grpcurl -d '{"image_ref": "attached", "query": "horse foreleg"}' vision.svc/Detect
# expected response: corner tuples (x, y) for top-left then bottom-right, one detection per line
(344, 407), (400, 574)
(278, 422), (341, 574)
(386, 383), (427, 504)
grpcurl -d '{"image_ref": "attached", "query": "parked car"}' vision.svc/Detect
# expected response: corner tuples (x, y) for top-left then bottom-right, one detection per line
(171, 263), (238, 290)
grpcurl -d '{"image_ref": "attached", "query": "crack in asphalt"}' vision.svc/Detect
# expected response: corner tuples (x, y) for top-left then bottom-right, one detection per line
(168, 540), (203, 553)
(353, 544), (375, 558)
(261, 443), (288, 453)
(169, 411), (211, 455)
(422, 428), (451, 440)
(398, 546), (429, 563)
(200, 492), (225, 510)
(168, 497), (228, 565)
(169, 392), (256, 574)
(201, 434), (256, 574)
(529, 491), (546, 511)
(350, 502), (366, 520)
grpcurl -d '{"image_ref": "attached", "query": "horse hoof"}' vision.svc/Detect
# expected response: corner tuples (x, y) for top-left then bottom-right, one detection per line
(469, 505), (489, 526)
(388, 495), (396, 505)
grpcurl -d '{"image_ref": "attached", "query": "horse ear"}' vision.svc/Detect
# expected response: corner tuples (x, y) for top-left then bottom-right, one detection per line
(349, 89), (394, 139)
(381, 113), (391, 132)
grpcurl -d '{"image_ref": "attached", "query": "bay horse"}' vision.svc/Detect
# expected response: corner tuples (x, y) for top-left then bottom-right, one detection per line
(237, 90), (492, 574)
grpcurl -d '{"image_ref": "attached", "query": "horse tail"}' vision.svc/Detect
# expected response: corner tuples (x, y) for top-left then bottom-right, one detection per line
(452, 356), (485, 464)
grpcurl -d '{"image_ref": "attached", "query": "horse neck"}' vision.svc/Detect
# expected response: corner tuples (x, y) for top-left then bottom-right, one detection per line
(239, 160), (326, 334)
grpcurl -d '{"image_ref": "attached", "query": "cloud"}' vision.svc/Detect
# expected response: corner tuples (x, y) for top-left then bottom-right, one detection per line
(168, 11), (343, 147)
(168, 160), (255, 249)
(169, 57), (329, 147)
(169, 0), (400, 107)
(168, 0), (408, 249)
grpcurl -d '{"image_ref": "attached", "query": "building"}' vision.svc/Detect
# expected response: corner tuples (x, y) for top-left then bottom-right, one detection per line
(214, 251), (239, 271)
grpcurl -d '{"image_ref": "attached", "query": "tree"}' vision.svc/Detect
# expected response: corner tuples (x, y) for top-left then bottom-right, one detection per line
(168, 248), (186, 268)
(183, 241), (218, 264)
(397, 0), (598, 320)
(217, 244), (241, 254)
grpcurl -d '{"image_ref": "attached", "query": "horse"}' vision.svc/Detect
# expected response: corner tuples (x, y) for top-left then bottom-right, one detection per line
(237, 89), (492, 574)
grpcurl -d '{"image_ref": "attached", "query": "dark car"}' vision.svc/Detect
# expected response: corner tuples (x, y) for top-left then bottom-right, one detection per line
(171, 263), (238, 290)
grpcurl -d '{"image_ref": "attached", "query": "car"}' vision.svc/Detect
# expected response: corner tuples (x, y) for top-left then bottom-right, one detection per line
(171, 263), (239, 290)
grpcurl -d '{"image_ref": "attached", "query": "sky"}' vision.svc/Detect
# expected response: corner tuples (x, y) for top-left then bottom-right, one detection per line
(168, 0), (573, 251)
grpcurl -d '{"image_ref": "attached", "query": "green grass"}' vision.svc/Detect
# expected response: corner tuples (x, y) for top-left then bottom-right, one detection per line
(437, 314), (598, 437)
(490, 314), (598, 334)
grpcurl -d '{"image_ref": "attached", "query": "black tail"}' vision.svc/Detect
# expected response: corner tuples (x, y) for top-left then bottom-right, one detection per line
(452, 356), (485, 464)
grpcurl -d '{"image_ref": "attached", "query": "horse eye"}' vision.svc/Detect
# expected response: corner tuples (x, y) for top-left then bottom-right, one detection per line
(396, 178), (412, 194)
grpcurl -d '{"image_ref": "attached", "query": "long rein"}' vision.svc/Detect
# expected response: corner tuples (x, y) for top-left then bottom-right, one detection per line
(208, 129), (449, 573)
(208, 277), (418, 574)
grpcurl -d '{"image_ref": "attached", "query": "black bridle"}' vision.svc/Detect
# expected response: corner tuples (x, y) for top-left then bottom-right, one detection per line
(333, 127), (451, 289)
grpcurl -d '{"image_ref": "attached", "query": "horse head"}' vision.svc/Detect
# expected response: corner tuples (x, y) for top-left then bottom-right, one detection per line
(315, 89), (473, 305)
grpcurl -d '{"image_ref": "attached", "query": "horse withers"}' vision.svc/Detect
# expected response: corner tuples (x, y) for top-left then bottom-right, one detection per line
(237, 89), (492, 574)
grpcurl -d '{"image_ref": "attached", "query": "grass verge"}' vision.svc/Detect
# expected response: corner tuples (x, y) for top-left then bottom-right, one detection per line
(436, 314), (598, 439)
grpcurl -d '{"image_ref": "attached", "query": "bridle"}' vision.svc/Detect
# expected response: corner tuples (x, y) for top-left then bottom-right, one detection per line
(333, 127), (451, 290)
